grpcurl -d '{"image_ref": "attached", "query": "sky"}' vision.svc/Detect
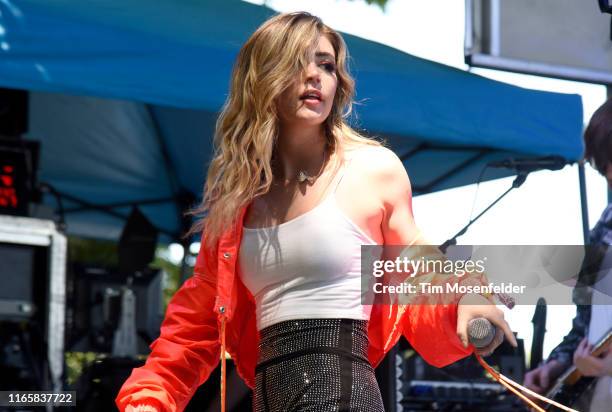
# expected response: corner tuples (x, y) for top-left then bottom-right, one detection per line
(173, 0), (610, 361)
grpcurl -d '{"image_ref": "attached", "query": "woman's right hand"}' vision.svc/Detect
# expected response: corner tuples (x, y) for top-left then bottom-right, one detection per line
(125, 404), (159, 412)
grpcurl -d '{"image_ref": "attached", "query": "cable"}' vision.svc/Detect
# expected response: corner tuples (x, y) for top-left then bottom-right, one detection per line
(475, 354), (578, 412)
(468, 164), (490, 221)
(38, 182), (66, 230)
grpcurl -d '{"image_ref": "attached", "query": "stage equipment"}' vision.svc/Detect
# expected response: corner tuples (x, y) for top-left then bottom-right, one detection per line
(530, 298), (547, 369)
(0, 138), (40, 217)
(0, 215), (67, 392)
(466, 0), (612, 83)
(118, 207), (158, 275)
(73, 356), (145, 412)
(67, 264), (163, 355)
(0, 88), (27, 137)
(112, 286), (138, 357)
(488, 156), (569, 173)
(386, 335), (526, 411)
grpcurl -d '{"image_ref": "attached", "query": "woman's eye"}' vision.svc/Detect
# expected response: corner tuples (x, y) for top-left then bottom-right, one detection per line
(319, 62), (336, 73)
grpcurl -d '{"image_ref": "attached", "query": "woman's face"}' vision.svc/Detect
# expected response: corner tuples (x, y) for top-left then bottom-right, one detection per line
(276, 34), (338, 128)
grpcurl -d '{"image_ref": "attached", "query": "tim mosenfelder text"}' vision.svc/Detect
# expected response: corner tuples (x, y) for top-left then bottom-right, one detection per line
(372, 282), (526, 295)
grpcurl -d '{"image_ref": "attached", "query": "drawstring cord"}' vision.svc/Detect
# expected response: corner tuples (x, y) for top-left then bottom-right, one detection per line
(475, 354), (578, 412)
(220, 315), (226, 412)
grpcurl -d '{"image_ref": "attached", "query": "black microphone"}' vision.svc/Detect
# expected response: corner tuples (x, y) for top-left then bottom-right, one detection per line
(488, 156), (568, 173)
(467, 317), (496, 349)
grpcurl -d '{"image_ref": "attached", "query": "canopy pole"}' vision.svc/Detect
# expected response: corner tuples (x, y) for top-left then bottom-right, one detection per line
(578, 161), (590, 244)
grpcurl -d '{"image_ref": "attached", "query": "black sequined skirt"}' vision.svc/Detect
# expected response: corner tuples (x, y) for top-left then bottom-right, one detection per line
(253, 318), (385, 412)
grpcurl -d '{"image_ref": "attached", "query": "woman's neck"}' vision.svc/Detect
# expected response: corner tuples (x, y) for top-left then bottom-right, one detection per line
(274, 126), (329, 181)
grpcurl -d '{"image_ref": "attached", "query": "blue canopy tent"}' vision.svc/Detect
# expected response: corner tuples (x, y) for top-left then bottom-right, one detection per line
(0, 0), (584, 242)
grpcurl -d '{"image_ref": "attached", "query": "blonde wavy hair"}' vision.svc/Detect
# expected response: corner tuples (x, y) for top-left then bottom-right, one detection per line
(187, 11), (384, 250)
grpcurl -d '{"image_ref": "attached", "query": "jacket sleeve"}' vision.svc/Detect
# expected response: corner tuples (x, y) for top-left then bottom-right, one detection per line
(401, 303), (471, 367)
(115, 262), (221, 411)
(395, 245), (488, 367)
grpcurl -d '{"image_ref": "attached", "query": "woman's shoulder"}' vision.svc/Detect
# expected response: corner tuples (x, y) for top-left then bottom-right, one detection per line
(337, 145), (409, 202)
(344, 144), (404, 176)
(344, 143), (396, 163)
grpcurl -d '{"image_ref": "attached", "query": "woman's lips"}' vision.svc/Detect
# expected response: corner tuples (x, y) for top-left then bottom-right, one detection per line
(302, 97), (322, 106)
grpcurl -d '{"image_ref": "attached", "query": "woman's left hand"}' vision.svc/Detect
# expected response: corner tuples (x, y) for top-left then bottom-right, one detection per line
(456, 293), (518, 357)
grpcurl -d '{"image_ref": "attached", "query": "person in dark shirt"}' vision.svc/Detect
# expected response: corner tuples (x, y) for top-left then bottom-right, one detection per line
(524, 99), (612, 405)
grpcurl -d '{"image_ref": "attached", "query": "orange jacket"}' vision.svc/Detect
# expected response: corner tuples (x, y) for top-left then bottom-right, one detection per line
(115, 204), (477, 412)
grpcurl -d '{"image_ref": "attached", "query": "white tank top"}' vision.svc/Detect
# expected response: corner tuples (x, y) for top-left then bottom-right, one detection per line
(238, 155), (378, 331)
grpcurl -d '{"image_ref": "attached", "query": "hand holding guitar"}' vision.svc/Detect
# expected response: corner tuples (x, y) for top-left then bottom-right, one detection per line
(574, 337), (612, 377)
(530, 329), (612, 411)
(524, 359), (565, 394)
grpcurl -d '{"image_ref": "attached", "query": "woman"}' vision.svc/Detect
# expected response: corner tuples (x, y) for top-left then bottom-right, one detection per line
(116, 12), (514, 412)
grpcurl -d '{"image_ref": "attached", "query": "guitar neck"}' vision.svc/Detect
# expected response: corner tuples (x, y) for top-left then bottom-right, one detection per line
(588, 330), (612, 358)
(546, 328), (612, 396)
(555, 329), (612, 386)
